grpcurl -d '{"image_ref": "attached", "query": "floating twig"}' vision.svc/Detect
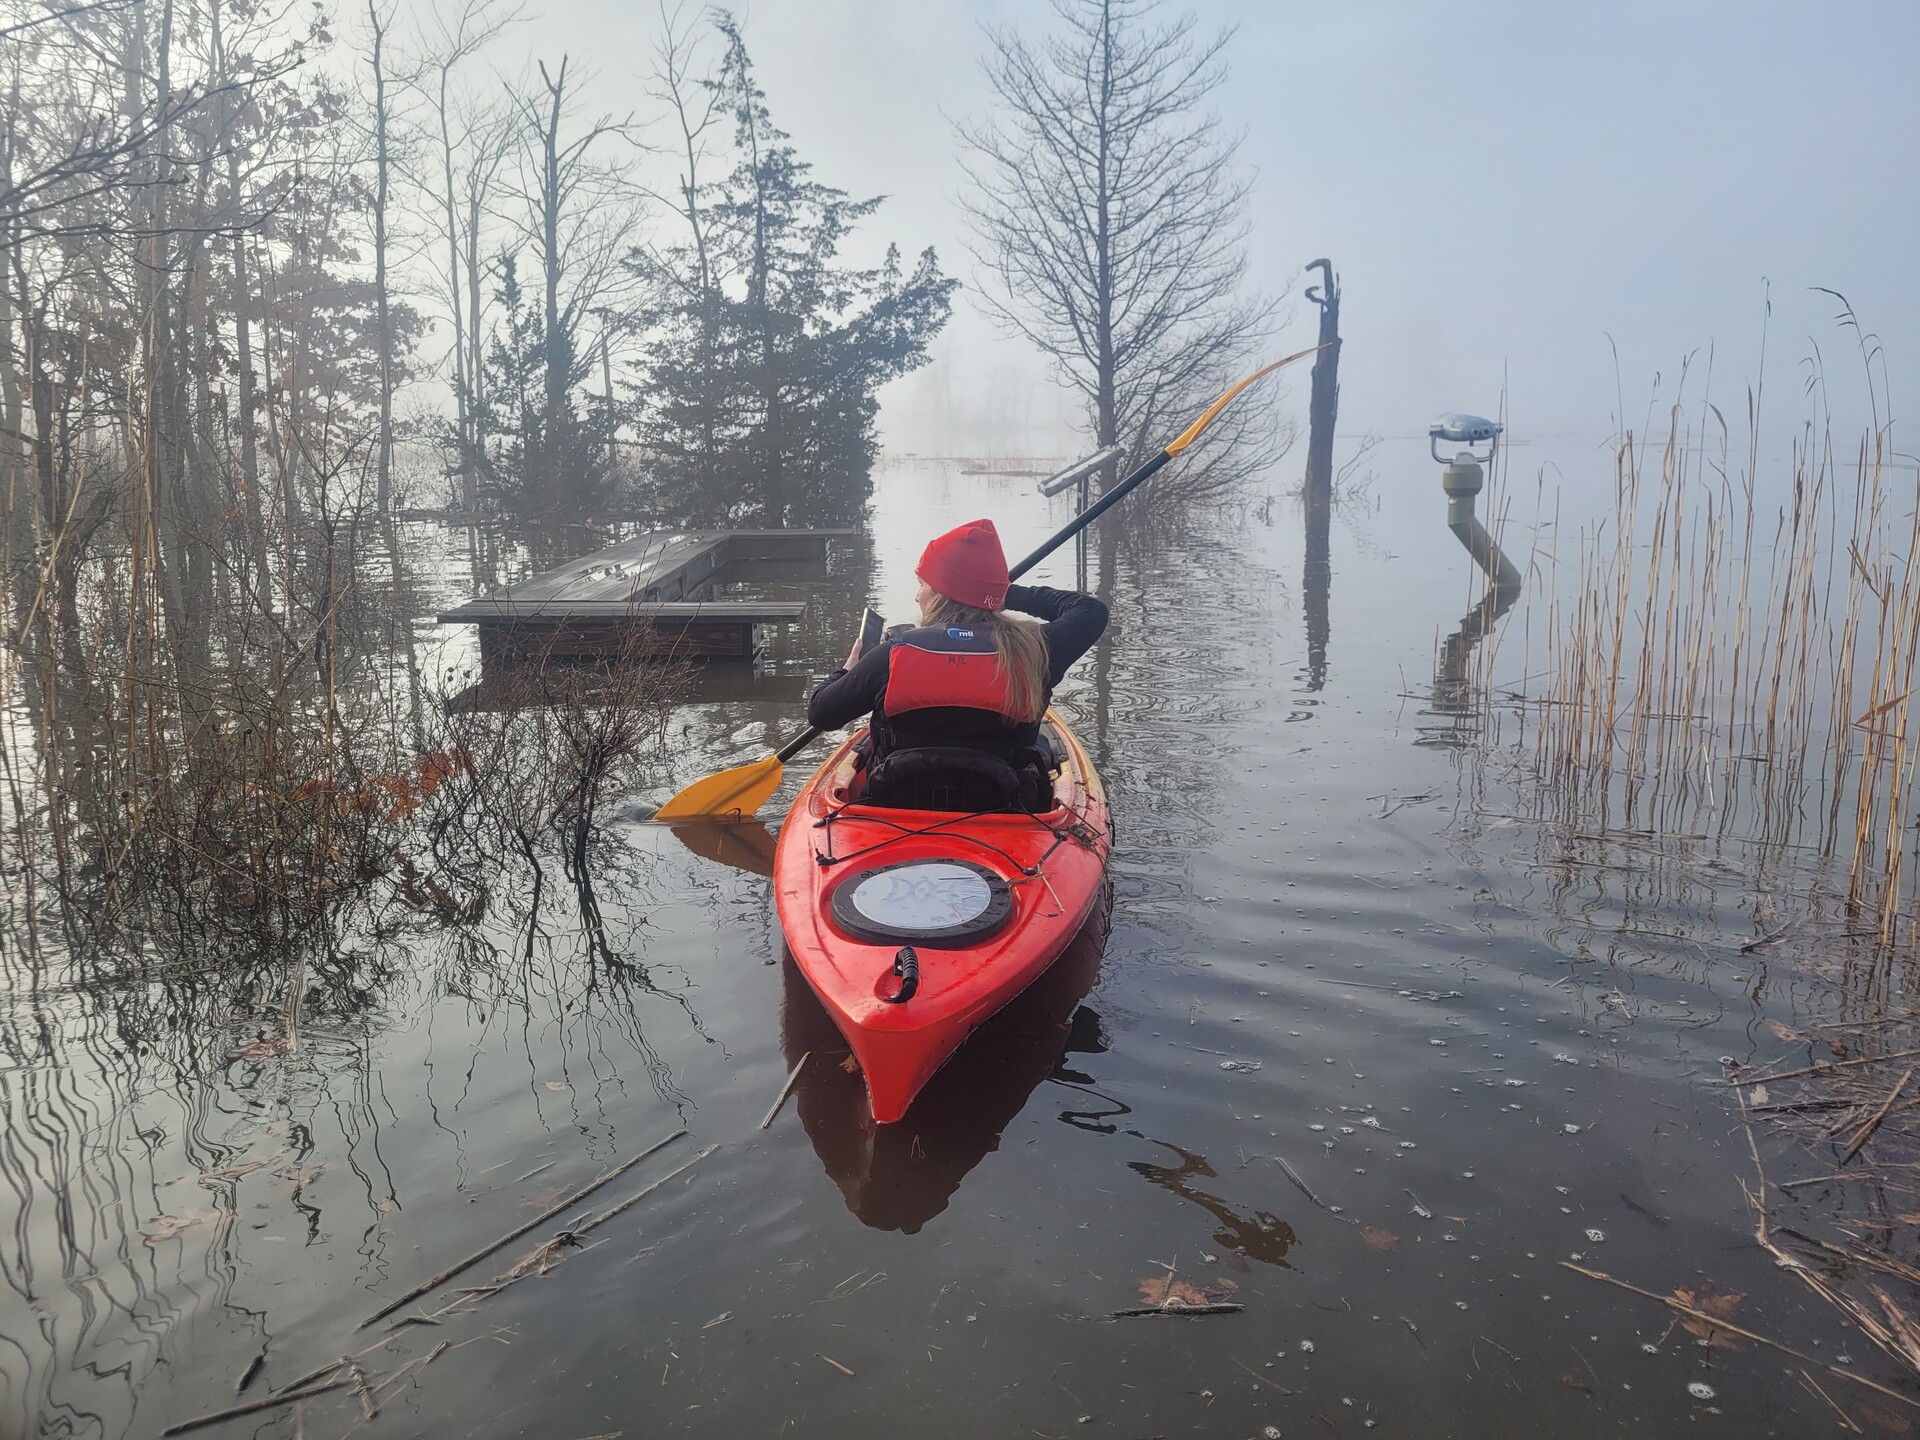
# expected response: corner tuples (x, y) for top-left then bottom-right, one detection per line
(233, 1351), (265, 1396)
(569, 1145), (718, 1240)
(1843, 1069), (1914, 1165)
(1256, 1153), (1358, 1223)
(1741, 917), (1800, 953)
(1560, 1262), (1920, 1410)
(761, 1053), (810, 1129)
(1777, 1170), (1884, 1191)
(346, 1359), (376, 1421)
(817, 1353), (855, 1376)
(1797, 1369), (1863, 1434)
(1714, 1048), (1920, 1087)
(160, 1378), (352, 1436)
(1106, 1303), (1245, 1318)
(359, 1128), (687, 1329)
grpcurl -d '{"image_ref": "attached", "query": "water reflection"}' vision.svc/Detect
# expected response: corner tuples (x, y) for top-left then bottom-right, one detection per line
(665, 817), (780, 877)
(1304, 495), (1331, 693)
(779, 895), (1110, 1234)
(1129, 1140), (1299, 1268)
(1418, 579), (1520, 750)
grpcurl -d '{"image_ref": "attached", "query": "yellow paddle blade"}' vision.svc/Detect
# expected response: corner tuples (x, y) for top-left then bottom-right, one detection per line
(1164, 344), (1324, 457)
(653, 754), (785, 821)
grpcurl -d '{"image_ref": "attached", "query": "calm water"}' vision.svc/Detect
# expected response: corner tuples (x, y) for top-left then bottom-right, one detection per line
(1, 446), (1901, 1438)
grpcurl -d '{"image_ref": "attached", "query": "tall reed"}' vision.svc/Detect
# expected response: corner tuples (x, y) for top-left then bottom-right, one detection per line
(1519, 348), (1912, 942)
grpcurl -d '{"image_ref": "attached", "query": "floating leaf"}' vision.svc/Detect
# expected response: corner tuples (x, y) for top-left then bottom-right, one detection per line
(544, 1081), (569, 1091)
(1767, 1019), (1803, 1043)
(228, 1038), (289, 1061)
(1672, 1285), (1745, 1348)
(1561, 1372), (1594, 1394)
(1138, 1276), (1207, 1308)
(1137, 1275), (1239, 1308)
(1363, 1226), (1399, 1252)
(840, 1054), (861, 1074)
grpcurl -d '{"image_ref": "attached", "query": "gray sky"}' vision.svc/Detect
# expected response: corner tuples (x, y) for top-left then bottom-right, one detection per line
(508, 0), (1918, 459)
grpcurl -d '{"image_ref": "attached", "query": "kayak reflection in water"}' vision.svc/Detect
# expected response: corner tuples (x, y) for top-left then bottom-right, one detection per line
(806, 518), (1108, 811)
(780, 896), (1111, 1233)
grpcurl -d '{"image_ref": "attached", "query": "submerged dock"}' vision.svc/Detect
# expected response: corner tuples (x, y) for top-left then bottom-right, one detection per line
(438, 529), (850, 662)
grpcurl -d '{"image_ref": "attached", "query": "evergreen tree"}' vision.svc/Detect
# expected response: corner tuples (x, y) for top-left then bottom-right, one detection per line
(471, 254), (618, 515)
(634, 15), (955, 527)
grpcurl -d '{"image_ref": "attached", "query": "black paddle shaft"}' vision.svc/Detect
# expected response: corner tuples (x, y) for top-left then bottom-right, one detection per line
(776, 448), (1173, 764)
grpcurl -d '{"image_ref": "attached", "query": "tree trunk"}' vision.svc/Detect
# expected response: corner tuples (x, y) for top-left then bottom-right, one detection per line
(437, 69), (468, 508)
(369, 0), (394, 513)
(464, 177), (486, 510)
(540, 63), (566, 506)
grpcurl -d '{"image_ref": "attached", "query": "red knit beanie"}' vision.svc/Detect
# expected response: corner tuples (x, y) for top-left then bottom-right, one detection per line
(916, 518), (1009, 611)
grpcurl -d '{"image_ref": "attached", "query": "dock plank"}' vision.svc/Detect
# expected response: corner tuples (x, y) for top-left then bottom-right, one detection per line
(437, 600), (807, 623)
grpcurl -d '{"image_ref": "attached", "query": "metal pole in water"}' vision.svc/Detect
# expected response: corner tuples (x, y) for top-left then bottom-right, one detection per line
(1429, 414), (1521, 596)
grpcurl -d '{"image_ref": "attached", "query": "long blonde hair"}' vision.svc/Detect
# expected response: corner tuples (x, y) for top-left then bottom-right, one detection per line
(919, 594), (1049, 724)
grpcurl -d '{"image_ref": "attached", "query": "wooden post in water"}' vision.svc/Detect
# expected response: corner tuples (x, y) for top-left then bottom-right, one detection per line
(1301, 259), (1340, 690)
(1302, 259), (1342, 513)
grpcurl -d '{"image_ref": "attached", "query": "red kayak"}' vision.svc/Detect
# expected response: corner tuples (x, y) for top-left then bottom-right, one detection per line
(774, 715), (1112, 1123)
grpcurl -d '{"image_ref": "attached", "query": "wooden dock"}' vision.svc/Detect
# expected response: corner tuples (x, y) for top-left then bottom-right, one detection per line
(438, 529), (850, 662)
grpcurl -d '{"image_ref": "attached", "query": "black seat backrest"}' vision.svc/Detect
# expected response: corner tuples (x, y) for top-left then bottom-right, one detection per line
(862, 746), (1026, 813)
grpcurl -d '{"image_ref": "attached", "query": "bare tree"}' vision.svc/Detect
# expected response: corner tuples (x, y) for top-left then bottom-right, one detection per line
(957, 0), (1281, 498)
(493, 54), (641, 509)
(634, 1), (724, 477)
(408, 0), (521, 510)
(361, 0), (414, 512)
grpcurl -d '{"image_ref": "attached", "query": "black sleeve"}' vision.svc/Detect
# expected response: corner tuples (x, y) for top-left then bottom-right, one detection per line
(806, 638), (894, 730)
(1005, 583), (1109, 685)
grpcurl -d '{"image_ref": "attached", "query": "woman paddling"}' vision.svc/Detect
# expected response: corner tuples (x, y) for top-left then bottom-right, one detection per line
(807, 518), (1108, 810)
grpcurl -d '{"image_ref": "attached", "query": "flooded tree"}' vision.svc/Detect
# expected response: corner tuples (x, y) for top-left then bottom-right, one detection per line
(473, 252), (620, 515)
(632, 13), (956, 528)
(958, 0), (1280, 500)
(472, 56), (639, 515)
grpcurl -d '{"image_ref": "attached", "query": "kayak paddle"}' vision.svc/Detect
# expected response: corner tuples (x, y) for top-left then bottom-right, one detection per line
(653, 348), (1317, 821)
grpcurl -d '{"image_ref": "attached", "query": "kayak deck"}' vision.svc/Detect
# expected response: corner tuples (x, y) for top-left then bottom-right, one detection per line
(773, 715), (1112, 1123)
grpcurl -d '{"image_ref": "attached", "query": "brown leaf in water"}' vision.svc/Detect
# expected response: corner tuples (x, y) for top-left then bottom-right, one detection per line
(839, 1054), (861, 1074)
(543, 1081), (569, 1091)
(1137, 1276), (1207, 1308)
(228, 1038), (289, 1061)
(1136, 1275), (1239, 1308)
(1561, 1372), (1594, 1394)
(1672, 1285), (1745, 1348)
(1767, 1019), (1804, 1043)
(1363, 1226), (1399, 1252)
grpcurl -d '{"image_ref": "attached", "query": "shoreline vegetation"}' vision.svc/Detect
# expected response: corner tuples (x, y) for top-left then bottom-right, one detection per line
(1456, 312), (1920, 1392)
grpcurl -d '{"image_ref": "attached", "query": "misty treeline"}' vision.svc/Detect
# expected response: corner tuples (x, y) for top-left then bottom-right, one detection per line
(0, 0), (1267, 948)
(0, 0), (960, 947)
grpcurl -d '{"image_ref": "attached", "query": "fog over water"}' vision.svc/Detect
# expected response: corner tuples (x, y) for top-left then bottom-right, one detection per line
(8, 4), (1920, 1437)
(508, 0), (1918, 456)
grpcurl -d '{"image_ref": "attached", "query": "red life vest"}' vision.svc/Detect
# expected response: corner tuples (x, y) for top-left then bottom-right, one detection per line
(882, 625), (1016, 718)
